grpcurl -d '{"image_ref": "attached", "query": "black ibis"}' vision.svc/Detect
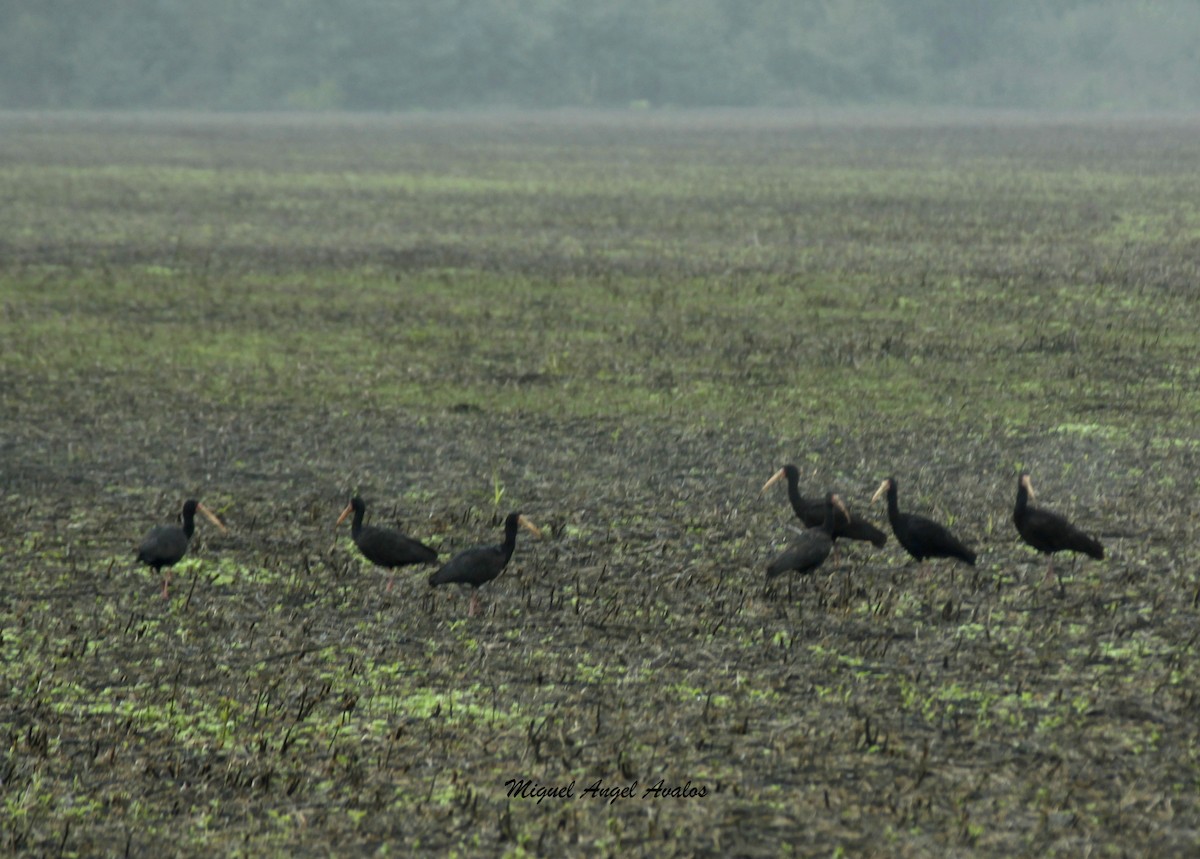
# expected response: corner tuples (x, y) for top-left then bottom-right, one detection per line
(766, 492), (849, 580)
(335, 496), (438, 592)
(1013, 472), (1104, 581)
(429, 512), (541, 616)
(136, 499), (227, 599)
(871, 477), (976, 566)
(761, 464), (888, 553)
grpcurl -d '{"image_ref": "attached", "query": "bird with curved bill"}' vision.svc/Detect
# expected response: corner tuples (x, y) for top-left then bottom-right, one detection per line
(335, 496), (438, 592)
(137, 499), (227, 599)
(871, 477), (976, 567)
(429, 512), (541, 617)
(1013, 472), (1103, 582)
(761, 464), (887, 562)
(766, 492), (850, 581)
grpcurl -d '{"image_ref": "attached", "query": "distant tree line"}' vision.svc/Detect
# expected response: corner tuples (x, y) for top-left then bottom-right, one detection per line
(2, 0), (1197, 111)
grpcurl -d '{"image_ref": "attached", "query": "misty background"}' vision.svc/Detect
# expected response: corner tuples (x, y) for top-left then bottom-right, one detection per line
(2, 0), (1198, 111)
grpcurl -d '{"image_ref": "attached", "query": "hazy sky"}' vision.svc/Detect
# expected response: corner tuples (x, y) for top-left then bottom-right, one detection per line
(2, 1), (1199, 111)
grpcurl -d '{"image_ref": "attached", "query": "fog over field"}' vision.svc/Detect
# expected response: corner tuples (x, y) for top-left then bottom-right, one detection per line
(2, 1), (1199, 111)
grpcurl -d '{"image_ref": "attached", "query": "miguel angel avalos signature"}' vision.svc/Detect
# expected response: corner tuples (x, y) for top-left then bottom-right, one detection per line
(505, 777), (708, 804)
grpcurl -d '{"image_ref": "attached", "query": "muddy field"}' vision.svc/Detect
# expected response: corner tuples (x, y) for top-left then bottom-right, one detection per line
(2, 111), (1199, 856)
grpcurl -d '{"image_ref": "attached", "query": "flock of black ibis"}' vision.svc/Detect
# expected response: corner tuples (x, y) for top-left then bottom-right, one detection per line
(135, 469), (1104, 610)
(761, 467), (1104, 583)
(135, 495), (541, 616)
(332, 498), (542, 616)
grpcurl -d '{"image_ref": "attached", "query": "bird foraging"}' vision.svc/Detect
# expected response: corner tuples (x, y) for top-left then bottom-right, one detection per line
(136, 499), (227, 599)
(766, 492), (849, 580)
(429, 512), (541, 617)
(335, 496), (438, 592)
(1013, 472), (1103, 582)
(871, 477), (976, 567)
(761, 464), (887, 556)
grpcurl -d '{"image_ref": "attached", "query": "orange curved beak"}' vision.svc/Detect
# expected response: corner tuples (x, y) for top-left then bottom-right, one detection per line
(196, 502), (228, 534)
(759, 468), (787, 496)
(517, 515), (543, 539)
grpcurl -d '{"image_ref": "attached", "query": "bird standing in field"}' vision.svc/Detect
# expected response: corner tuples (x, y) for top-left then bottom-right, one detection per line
(429, 512), (541, 617)
(761, 464), (888, 558)
(1013, 472), (1104, 582)
(871, 477), (976, 566)
(137, 499), (227, 599)
(766, 492), (850, 581)
(335, 496), (438, 592)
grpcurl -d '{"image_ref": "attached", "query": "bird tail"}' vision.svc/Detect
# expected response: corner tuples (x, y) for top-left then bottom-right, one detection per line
(837, 518), (888, 548)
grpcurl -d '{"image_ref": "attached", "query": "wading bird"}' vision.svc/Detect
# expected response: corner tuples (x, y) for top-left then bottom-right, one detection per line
(761, 464), (888, 558)
(1013, 472), (1104, 582)
(429, 512), (541, 617)
(335, 496), (438, 592)
(137, 499), (227, 599)
(871, 477), (976, 566)
(766, 492), (849, 580)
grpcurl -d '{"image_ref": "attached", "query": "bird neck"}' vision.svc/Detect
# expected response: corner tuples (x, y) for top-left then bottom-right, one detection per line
(350, 508), (365, 538)
(785, 474), (806, 513)
(501, 520), (520, 558)
(181, 512), (196, 538)
(886, 484), (901, 523)
(1014, 484), (1030, 518)
(820, 501), (837, 535)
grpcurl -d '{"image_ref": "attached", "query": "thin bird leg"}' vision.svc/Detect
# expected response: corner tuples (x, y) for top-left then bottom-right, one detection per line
(385, 573), (395, 593)
(1043, 556), (1056, 585)
(161, 572), (171, 600)
(468, 592), (480, 617)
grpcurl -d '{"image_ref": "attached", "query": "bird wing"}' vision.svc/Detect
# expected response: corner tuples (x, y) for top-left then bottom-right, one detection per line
(429, 545), (505, 587)
(794, 497), (826, 528)
(359, 527), (438, 566)
(837, 514), (888, 547)
(766, 529), (832, 579)
(1019, 506), (1103, 558)
(903, 515), (975, 563)
(137, 525), (188, 565)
